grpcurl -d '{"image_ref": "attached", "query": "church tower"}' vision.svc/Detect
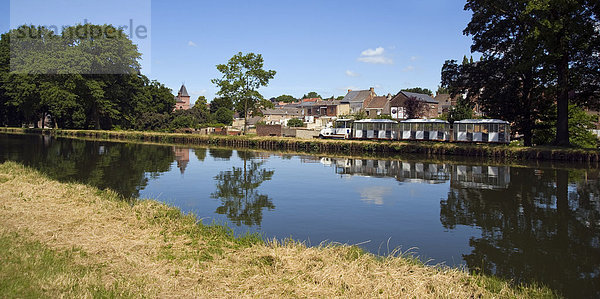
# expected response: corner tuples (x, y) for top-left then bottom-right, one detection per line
(174, 84), (191, 110)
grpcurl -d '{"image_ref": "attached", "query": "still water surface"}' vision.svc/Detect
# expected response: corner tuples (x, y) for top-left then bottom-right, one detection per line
(1, 133), (599, 298)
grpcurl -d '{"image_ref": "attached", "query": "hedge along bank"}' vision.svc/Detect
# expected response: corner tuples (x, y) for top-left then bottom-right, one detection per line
(2, 127), (599, 163)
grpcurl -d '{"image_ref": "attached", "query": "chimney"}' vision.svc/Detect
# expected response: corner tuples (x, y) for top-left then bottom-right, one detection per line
(348, 89), (352, 93)
(370, 87), (374, 92)
(387, 93), (392, 100)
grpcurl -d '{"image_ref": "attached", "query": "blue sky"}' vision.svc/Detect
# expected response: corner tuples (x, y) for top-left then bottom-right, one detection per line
(1, 0), (477, 104)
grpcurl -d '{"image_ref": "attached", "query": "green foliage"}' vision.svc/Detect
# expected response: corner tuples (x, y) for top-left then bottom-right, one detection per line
(275, 94), (296, 103)
(286, 118), (304, 127)
(401, 87), (433, 96)
(0, 24), (175, 130)
(533, 105), (598, 148)
(375, 114), (393, 120)
(446, 97), (473, 123)
(302, 92), (321, 99)
(211, 52), (276, 133)
(351, 111), (367, 120)
(445, 0), (600, 146)
(210, 97), (234, 114)
(170, 114), (197, 129)
(436, 86), (449, 95)
(213, 107), (234, 126)
(135, 112), (171, 131)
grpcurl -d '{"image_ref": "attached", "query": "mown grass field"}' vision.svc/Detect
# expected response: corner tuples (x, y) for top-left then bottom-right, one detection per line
(0, 161), (558, 298)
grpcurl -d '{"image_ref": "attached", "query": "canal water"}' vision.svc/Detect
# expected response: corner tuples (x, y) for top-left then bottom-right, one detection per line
(1, 133), (599, 298)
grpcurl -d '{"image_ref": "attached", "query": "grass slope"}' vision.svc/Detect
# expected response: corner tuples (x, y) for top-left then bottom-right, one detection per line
(0, 161), (558, 298)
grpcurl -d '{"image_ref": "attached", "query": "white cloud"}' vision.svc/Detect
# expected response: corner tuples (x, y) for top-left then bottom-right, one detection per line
(361, 47), (385, 57)
(358, 186), (393, 205)
(403, 65), (415, 72)
(345, 70), (359, 77)
(410, 56), (418, 61)
(188, 41), (197, 47)
(358, 47), (394, 65)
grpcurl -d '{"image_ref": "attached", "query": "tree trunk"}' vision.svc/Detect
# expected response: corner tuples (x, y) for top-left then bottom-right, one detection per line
(556, 169), (569, 241)
(556, 54), (570, 146)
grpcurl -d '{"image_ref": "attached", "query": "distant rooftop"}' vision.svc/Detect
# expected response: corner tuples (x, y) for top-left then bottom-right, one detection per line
(178, 84), (189, 97)
(342, 89), (375, 103)
(366, 96), (389, 109)
(399, 91), (437, 104)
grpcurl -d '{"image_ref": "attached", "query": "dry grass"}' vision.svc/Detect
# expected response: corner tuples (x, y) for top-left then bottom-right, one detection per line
(0, 161), (557, 298)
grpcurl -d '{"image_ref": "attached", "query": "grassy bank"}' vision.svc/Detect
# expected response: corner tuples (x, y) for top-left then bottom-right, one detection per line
(0, 161), (556, 298)
(2, 127), (599, 163)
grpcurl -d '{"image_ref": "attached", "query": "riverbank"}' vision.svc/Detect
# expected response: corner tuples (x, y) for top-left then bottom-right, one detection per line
(0, 161), (555, 298)
(2, 127), (599, 163)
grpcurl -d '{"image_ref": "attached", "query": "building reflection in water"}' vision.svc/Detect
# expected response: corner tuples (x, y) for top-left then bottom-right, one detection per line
(173, 147), (190, 174)
(314, 156), (509, 189)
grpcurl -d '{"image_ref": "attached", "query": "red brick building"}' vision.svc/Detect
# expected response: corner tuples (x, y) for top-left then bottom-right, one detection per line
(174, 84), (191, 111)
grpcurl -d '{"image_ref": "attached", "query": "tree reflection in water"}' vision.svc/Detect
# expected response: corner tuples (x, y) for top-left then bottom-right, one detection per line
(211, 151), (275, 226)
(441, 167), (600, 298)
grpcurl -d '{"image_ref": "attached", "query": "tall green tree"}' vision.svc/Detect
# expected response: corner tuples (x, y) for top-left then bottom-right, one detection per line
(0, 24), (172, 130)
(209, 97), (233, 115)
(212, 52), (276, 134)
(456, 0), (600, 146)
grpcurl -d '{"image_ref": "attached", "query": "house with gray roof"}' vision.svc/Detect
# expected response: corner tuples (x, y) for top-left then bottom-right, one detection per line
(261, 107), (302, 126)
(365, 95), (392, 118)
(387, 91), (440, 119)
(341, 87), (377, 114)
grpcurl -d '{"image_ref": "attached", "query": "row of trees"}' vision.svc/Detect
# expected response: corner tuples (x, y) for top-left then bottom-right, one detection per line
(441, 0), (600, 146)
(0, 25), (178, 130)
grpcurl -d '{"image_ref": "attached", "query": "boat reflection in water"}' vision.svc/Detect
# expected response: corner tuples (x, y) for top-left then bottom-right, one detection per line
(315, 157), (510, 189)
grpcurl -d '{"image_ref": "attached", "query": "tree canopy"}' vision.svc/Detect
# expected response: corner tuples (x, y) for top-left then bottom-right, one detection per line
(212, 52), (276, 133)
(0, 25), (175, 129)
(443, 0), (600, 146)
(302, 92), (321, 99)
(401, 87), (433, 96)
(275, 94), (296, 103)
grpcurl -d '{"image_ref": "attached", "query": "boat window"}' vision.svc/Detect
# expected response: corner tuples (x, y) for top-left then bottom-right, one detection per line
(467, 124), (474, 133)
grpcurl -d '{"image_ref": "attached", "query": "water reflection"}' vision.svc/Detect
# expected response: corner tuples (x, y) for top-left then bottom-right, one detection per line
(0, 134), (174, 197)
(310, 156), (600, 297)
(2, 134), (600, 297)
(173, 147), (190, 174)
(440, 168), (600, 298)
(211, 151), (275, 226)
(313, 156), (508, 189)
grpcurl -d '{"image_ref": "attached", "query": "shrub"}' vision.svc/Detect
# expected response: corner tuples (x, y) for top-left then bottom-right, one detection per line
(286, 118), (304, 127)
(213, 108), (234, 126)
